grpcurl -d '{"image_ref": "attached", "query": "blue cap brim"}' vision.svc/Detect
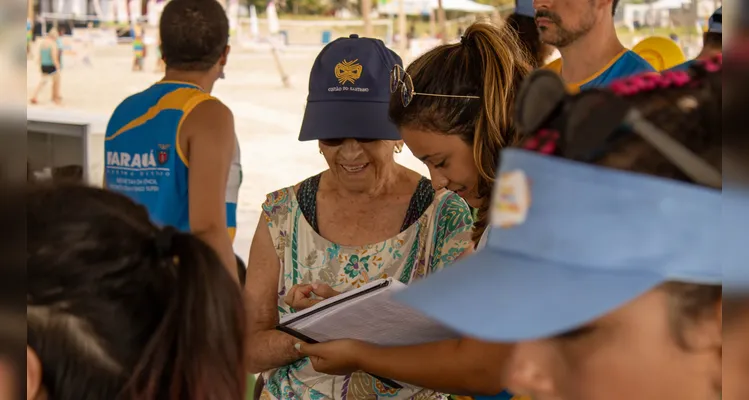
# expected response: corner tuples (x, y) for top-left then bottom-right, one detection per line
(394, 248), (666, 342)
(299, 101), (401, 142)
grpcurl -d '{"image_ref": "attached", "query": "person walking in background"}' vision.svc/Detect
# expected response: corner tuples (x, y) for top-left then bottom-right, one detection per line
(538, 0), (654, 91)
(132, 26), (147, 71)
(54, 27), (65, 102)
(80, 21), (95, 67)
(155, 33), (166, 73)
(104, 0), (241, 283)
(26, 19), (32, 59)
(29, 29), (62, 105)
(506, 0), (553, 68)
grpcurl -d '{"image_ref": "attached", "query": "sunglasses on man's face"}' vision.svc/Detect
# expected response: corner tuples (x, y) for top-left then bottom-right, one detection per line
(319, 138), (378, 147)
(389, 64), (481, 107)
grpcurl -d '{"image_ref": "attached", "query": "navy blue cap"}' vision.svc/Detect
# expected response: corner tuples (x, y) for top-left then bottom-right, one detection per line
(299, 34), (403, 142)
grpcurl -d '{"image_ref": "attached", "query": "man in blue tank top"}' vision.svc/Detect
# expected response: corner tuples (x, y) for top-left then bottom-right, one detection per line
(104, 0), (240, 282)
(537, 0), (654, 92)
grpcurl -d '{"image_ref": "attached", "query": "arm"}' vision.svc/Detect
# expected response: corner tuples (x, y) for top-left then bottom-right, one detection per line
(296, 193), (504, 394)
(183, 100), (238, 282)
(300, 338), (509, 395)
(244, 215), (305, 373)
(360, 338), (509, 395)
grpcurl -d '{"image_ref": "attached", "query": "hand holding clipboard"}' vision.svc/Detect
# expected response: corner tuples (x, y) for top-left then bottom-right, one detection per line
(278, 279), (403, 388)
(276, 278), (460, 389)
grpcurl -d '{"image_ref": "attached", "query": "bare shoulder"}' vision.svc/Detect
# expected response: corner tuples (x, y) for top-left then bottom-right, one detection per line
(181, 98), (235, 140)
(180, 98), (236, 163)
(188, 98), (234, 125)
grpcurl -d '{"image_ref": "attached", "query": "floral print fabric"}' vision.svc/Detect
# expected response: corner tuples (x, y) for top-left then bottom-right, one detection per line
(260, 185), (474, 400)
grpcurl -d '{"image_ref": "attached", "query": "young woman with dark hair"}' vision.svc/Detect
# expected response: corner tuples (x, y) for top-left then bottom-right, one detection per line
(26, 185), (246, 400)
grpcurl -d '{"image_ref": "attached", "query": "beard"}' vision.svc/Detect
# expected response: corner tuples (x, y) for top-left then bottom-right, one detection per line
(536, 8), (597, 48)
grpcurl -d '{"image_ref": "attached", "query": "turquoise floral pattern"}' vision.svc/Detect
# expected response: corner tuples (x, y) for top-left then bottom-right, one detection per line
(343, 254), (370, 278)
(260, 185), (473, 400)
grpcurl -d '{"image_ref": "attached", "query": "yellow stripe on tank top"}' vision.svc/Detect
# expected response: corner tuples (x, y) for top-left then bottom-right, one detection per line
(105, 87), (215, 166)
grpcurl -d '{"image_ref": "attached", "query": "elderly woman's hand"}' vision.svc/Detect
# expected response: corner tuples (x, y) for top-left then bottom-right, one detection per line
(284, 282), (341, 311)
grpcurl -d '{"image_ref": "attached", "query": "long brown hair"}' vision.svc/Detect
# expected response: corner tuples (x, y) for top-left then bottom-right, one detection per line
(389, 21), (532, 242)
(505, 13), (553, 68)
(27, 185), (246, 400)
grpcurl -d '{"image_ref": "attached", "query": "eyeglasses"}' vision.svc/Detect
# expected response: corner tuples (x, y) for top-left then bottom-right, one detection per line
(389, 64), (481, 107)
(516, 69), (722, 188)
(319, 138), (378, 147)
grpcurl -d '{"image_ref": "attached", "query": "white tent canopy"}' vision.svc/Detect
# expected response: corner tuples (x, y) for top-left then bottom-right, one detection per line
(440, 0), (496, 12)
(378, 0), (495, 15)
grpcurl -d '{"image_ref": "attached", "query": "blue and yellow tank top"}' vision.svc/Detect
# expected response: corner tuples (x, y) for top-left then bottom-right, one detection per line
(544, 49), (655, 92)
(104, 81), (242, 240)
(133, 39), (145, 58)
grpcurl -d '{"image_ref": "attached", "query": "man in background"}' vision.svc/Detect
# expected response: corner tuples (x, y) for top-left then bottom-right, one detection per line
(104, 0), (241, 283)
(538, 0), (654, 91)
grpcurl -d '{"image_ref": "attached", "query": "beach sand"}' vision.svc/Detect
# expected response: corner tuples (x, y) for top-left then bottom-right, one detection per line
(27, 37), (429, 260)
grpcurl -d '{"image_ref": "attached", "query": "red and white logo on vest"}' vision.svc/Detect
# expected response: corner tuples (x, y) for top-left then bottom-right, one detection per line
(157, 144), (171, 165)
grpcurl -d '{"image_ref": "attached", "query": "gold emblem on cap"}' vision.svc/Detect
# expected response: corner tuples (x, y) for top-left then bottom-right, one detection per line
(335, 59), (363, 85)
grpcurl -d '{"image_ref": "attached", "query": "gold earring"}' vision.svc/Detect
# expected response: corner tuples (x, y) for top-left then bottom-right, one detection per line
(394, 146), (403, 154)
(319, 149), (323, 155)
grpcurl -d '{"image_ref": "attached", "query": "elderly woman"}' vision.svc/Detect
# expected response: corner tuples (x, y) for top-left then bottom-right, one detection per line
(244, 34), (475, 400)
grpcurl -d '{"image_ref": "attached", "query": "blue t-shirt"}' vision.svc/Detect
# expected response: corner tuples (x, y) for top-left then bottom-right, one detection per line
(665, 59), (697, 72)
(544, 49), (656, 92)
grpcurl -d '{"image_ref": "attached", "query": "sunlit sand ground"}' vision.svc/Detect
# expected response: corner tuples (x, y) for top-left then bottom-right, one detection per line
(27, 32), (429, 260)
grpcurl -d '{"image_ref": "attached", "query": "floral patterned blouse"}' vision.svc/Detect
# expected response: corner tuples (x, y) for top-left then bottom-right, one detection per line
(260, 179), (474, 400)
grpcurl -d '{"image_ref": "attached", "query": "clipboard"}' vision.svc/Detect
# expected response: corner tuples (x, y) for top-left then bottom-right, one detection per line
(275, 279), (403, 389)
